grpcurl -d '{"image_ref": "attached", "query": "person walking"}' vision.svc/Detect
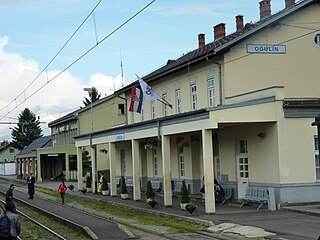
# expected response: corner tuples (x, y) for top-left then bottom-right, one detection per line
(27, 172), (35, 199)
(0, 201), (21, 239)
(57, 180), (67, 204)
(5, 184), (15, 203)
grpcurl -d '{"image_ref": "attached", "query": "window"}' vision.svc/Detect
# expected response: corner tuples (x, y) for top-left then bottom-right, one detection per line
(153, 149), (158, 176)
(9, 148), (15, 154)
(208, 79), (215, 107)
(151, 100), (156, 119)
(315, 136), (320, 180)
(118, 103), (125, 115)
(239, 139), (248, 154)
(239, 157), (249, 178)
(191, 84), (197, 110)
(179, 147), (185, 177)
(175, 89), (181, 114)
(163, 93), (168, 117)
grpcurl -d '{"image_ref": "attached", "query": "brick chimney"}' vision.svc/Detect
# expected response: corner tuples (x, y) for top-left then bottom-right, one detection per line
(198, 33), (205, 47)
(236, 15), (244, 31)
(259, 0), (271, 19)
(285, 0), (295, 8)
(214, 23), (226, 41)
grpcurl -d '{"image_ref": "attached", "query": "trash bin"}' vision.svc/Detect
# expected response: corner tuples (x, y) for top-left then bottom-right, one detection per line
(267, 187), (276, 211)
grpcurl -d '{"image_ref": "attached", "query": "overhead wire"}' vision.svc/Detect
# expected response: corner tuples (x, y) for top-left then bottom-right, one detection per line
(0, 0), (103, 115)
(0, 0), (156, 121)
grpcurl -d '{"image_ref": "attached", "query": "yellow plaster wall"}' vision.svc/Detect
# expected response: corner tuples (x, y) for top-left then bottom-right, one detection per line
(277, 117), (317, 183)
(79, 96), (126, 135)
(224, 6), (320, 99)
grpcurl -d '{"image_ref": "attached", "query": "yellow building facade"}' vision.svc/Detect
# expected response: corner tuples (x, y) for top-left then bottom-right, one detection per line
(75, 0), (320, 213)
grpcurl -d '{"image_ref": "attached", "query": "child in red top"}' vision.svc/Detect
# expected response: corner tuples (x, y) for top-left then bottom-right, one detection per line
(58, 180), (67, 204)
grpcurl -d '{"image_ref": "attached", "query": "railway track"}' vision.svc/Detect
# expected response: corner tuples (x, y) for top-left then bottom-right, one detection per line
(0, 197), (67, 240)
(0, 186), (90, 240)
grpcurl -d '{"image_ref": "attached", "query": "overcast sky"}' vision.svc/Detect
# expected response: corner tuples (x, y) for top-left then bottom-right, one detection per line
(0, 0), (285, 142)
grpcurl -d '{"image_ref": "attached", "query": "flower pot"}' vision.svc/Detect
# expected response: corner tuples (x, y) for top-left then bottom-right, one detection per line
(102, 190), (109, 196)
(180, 203), (188, 210)
(147, 198), (157, 208)
(121, 193), (129, 199)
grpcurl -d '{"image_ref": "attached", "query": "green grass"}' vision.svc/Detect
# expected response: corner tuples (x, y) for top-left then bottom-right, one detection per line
(36, 186), (206, 235)
(0, 178), (207, 236)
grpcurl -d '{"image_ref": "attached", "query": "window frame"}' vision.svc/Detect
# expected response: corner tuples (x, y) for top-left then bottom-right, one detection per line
(207, 78), (215, 107)
(191, 84), (197, 110)
(175, 89), (181, 114)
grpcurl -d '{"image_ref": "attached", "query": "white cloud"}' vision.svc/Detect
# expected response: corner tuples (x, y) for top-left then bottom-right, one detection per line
(151, 2), (240, 17)
(0, 37), (119, 142)
(89, 73), (124, 97)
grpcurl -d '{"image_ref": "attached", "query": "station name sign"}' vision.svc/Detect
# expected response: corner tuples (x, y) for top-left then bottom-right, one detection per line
(247, 44), (286, 54)
(115, 133), (125, 141)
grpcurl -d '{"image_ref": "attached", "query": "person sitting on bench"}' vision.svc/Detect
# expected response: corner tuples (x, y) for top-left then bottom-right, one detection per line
(214, 179), (225, 202)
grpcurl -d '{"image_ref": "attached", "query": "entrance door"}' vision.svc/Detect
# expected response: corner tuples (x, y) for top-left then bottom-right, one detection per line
(237, 155), (249, 199)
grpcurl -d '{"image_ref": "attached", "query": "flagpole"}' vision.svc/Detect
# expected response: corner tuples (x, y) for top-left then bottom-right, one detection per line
(157, 98), (172, 109)
(136, 74), (172, 109)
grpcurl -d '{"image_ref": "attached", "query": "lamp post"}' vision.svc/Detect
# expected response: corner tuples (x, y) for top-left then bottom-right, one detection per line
(312, 113), (320, 158)
(83, 87), (97, 193)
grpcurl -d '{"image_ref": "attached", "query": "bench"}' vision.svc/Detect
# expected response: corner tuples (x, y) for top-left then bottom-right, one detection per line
(220, 187), (233, 205)
(240, 187), (268, 210)
(201, 187), (233, 205)
(126, 178), (133, 192)
(150, 180), (162, 192)
(172, 181), (183, 197)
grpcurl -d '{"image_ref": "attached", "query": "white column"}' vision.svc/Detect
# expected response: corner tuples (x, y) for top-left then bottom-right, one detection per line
(32, 158), (36, 179)
(109, 142), (117, 196)
(77, 147), (83, 190)
(132, 139), (141, 201)
(36, 156), (42, 182)
(202, 129), (215, 214)
(91, 146), (97, 193)
(23, 158), (27, 179)
(65, 154), (70, 181)
(162, 135), (172, 206)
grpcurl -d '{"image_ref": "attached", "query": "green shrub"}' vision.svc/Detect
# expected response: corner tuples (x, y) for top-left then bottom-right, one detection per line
(180, 180), (190, 203)
(86, 175), (92, 188)
(102, 178), (108, 191)
(120, 176), (128, 194)
(146, 181), (155, 199)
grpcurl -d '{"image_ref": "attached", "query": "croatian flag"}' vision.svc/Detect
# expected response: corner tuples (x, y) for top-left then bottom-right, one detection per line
(129, 87), (143, 113)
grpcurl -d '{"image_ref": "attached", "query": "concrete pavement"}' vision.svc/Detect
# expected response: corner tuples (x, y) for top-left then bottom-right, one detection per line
(2, 175), (320, 239)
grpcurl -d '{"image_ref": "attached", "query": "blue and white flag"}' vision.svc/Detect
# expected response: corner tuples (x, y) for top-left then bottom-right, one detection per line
(137, 75), (162, 101)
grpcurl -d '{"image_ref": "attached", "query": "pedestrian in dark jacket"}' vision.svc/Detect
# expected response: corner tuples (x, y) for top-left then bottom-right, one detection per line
(58, 180), (67, 204)
(5, 184), (15, 203)
(0, 201), (21, 239)
(27, 172), (35, 199)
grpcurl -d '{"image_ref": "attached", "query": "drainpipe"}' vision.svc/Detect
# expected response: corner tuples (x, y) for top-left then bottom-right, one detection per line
(206, 55), (223, 105)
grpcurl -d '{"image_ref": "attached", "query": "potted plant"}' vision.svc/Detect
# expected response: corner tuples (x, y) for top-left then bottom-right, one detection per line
(120, 176), (129, 199)
(146, 181), (157, 208)
(101, 178), (109, 196)
(86, 175), (92, 192)
(185, 202), (197, 214)
(180, 180), (190, 210)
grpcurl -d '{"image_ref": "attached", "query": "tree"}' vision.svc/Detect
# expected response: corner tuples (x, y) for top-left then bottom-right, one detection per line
(82, 149), (91, 177)
(180, 180), (190, 204)
(11, 108), (43, 150)
(83, 87), (101, 107)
